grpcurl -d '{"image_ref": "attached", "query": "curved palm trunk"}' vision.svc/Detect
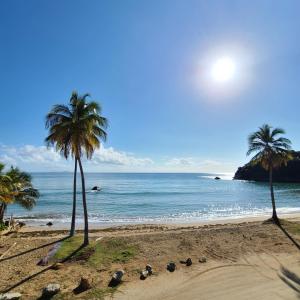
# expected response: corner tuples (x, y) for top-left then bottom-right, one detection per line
(70, 158), (78, 236)
(0, 203), (6, 223)
(78, 157), (89, 245)
(269, 167), (278, 223)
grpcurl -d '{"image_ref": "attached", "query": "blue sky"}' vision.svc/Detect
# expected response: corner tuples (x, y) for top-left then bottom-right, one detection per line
(1, 0), (300, 173)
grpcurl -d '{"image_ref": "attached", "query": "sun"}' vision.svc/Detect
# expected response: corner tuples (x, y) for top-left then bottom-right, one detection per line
(211, 57), (236, 82)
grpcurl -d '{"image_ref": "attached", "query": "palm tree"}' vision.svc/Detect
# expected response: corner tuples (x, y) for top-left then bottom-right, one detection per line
(247, 124), (292, 223)
(45, 92), (107, 245)
(0, 165), (39, 223)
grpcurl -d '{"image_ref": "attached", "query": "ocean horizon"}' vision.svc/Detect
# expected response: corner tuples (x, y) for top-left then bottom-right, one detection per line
(6, 172), (300, 226)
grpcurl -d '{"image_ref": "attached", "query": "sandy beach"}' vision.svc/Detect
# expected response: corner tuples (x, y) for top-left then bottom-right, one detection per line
(1, 215), (300, 299)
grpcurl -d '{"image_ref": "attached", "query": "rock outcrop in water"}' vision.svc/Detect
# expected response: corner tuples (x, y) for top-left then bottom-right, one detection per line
(234, 151), (300, 182)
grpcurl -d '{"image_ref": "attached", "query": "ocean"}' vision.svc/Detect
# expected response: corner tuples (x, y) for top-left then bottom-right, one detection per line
(6, 172), (300, 226)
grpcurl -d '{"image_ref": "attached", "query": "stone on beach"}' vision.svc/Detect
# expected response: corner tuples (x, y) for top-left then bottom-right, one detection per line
(167, 262), (176, 272)
(140, 270), (149, 280)
(108, 270), (125, 287)
(46, 222), (53, 227)
(145, 264), (153, 275)
(0, 292), (22, 300)
(186, 258), (192, 266)
(73, 277), (92, 294)
(42, 284), (60, 297)
(199, 256), (207, 263)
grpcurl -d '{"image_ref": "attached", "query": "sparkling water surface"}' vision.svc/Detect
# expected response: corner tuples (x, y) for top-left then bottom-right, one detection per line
(7, 172), (300, 226)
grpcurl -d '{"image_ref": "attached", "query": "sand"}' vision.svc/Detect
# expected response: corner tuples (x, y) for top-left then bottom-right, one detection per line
(1, 216), (300, 299)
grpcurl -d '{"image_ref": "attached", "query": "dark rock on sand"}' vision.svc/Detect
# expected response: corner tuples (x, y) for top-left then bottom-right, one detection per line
(186, 258), (192, 266)
(73, 277), (92, 294)
(46, 222), (53, 227)
(146, 264), (153, 275)
(41, 283), (60, 298)
(108, 270), (125, 287)
(214, 177), (221, 180)
(167, 262), (176, 272)
(140, 270), (149, 280)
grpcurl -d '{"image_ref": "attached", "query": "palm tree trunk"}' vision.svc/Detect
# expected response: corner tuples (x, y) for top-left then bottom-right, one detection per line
(269, 167), (278, 223)
(78, 157), (89, 245)
(0, 203), (7, 223)
(70, 158), (77, 236)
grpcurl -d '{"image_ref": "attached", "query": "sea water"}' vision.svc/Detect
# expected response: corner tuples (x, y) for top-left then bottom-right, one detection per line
(6, 172), (300, 226)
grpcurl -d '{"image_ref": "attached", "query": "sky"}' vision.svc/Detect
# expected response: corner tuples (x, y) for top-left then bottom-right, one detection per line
(1, 0), (300, 173)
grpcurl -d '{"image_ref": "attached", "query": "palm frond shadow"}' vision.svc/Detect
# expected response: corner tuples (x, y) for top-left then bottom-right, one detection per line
(278, 266), (300, 298)
(0, 236), (69, 263)
(0, 242), (85, 294)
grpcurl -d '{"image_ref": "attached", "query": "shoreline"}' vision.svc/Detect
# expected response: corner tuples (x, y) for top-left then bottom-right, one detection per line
(17, 212), (300, 232)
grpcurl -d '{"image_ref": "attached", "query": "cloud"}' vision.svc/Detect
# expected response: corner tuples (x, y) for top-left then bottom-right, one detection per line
(165, 157), (195, 166)
(0, 144), (153, 172)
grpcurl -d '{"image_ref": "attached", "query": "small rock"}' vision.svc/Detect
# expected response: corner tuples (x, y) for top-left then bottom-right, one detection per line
(167, 262), (176, 272)
(42, 284), (60, 297)
(140, 270), (149, 280)
(37, 257), (49, 266)
(108, 270), (125, 287)
(214, 177), (221, 180)
(0, 292), (22, 300)
(46, 222), (53, 227)
(199, 257), (207, 263)
(73, 277), (92, 294)
(186, 258), (192, 266)
(145, 264), (153, 275)
(51, 263), (63, 270)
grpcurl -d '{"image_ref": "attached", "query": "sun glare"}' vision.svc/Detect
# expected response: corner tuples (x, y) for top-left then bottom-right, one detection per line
(211, 57), (236, 82)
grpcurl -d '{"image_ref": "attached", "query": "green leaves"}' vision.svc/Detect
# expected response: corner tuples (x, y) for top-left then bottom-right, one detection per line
(247, 124), (292, 170)
(45, 91), (108, 160)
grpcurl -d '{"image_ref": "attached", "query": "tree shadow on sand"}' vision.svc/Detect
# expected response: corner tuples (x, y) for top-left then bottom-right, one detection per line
(277, 220), (300, 251)
(278, 266), (300, 298)
(0, 236), (69, 263)
(0, 241), (86, 294)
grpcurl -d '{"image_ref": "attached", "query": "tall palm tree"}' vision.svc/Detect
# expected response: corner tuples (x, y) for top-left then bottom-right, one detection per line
(0, 165), (39, 223)
(247, 124), (292, 223)
(45, 92), (107, 245)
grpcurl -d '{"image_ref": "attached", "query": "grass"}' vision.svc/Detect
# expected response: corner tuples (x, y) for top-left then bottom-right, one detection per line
(54, 236), (139, 267)
(279, 219), (300, 235)
(0, 222), (8, 231)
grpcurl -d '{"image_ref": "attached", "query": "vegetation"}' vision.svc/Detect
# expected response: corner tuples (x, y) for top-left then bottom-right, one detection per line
(0, 163), (39, 223)
(45, 92), (108, 244)
(247, 124), (292, 223)
(54, 236), (138, 267)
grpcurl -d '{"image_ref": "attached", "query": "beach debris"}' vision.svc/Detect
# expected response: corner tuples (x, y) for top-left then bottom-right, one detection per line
(108, 270), (125, 287)
(51, 262), (63, 270)
(180, 258), (192, 266)
(73, 277), (92, 294)
(146, 264), (153, 275)
(0, 292), (22, 300)
(140, 270), (149, 280)
(140, 264), (153, 280)
(214, 177), (221, 180)
(37, 256), (49, 266)
(46, 222), (53, 227)
(167, 262), (176, 272)
(41, 284), (60, 298)
(199, 256), (207, 263)
(186, 258), (192, 266)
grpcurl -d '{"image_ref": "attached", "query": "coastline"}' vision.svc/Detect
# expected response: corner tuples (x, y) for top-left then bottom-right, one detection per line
(17, 212), (300, 232)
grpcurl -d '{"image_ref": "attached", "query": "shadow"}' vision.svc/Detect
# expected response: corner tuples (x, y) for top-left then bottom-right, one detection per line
(277, 220), (300, 251)
(0, 236), (69, 263)
(278, 266), (300, 297)
(0, 243), (85, 294)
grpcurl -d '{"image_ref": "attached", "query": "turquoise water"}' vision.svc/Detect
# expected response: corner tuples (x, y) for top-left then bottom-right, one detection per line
(6, 172), (300, 226)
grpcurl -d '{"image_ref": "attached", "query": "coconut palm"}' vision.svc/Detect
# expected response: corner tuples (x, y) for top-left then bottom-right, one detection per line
(0, 165), (39, 223)
(247, 124), (292, 223)
(45, 92), (107, 245)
